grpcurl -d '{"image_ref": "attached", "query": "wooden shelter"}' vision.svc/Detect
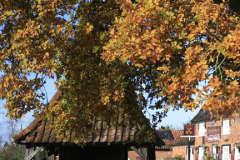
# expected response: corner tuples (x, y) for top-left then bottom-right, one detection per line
(11, 91), (164, 160)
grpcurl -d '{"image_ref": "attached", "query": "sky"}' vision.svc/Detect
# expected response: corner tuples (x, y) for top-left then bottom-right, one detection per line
(0, 78), (56, 148)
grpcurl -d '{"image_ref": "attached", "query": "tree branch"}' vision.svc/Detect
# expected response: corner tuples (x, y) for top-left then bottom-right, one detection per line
(201, 42), (220, 61)
(206, 28), (222, 42)
(215, 22), (219, 35)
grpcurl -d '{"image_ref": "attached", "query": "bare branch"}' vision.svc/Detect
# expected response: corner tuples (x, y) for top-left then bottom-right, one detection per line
(215, 22), (219, 35)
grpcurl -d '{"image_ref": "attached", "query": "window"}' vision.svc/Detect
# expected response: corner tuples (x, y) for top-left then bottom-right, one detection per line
(199, 122), (206, 136)
(212, 145), (217, 160)
(199, 146), (205, 160)
(235, 144), (240, 160)
(186, 147), (193, 160)
(222, 120), (231, 135)
(222, 145), (230, 160)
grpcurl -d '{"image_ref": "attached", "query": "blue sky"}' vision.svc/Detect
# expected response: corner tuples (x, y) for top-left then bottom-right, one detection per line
(0, 78), (56, 147)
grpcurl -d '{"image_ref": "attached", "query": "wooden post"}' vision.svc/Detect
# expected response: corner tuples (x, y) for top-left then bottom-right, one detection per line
(148, 145), (156, 160)
(45, 146), (55, 160)
(19, 124), (22, 160)
(140, 147), (147, 160)
(55, 153), (59, 160)
(131, 146), (147, 159)
(24, 146), (43, 160)
(139, 145), (156, 160)
(36, 147), (39, 160)
(25, 146), (35, 160)
(55, 147), (60, 160)
(25, 148), (29, 159)
(45, 148), (48, 160)
(119, 147), (128, 160)
(29, 147), (35, 160)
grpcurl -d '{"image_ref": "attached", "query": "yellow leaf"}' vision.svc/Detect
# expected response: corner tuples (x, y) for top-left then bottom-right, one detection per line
(165, 105), (168, 112)
(110, 28), (114, 35)
(53, 82), (57, 87)
(231, 80), (238, 86)
(135, 64), (143, 67)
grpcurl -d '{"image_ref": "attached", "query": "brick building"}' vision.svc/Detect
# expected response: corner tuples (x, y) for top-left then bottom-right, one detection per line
(190, 109), (240, 160)
(128, 130), (184, 160)
(170, 136), (195, 160)
(154, 109), (240, 160)
(129, 108), (240, 160)
(156, 130), (184, 159)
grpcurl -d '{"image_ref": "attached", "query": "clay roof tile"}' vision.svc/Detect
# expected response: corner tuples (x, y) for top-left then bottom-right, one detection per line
(11, 91), (164, 147)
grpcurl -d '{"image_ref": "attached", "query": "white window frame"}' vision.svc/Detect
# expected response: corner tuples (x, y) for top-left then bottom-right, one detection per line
(222, 120), (231, 135)
(199, 146), (205, 160)
(199, 122), (206, 136)
(222, 145), (230, 160)
(212, 145), (217, 160)
(186, 147), (193, 160)
(235, 144), (240, 160)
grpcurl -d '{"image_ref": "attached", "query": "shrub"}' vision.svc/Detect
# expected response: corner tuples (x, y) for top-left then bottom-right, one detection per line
(175, 155), (184, 160)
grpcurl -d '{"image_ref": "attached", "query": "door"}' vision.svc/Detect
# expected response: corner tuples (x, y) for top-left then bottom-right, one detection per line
(223, 146), (230, 160)
(235, 145), (240, 160)
(199, 147), (204, 160)
(213, 145), (217, 160)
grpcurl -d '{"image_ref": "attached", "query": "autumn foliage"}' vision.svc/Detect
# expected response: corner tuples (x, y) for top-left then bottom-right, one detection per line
(103, 0), (240, 117)
(0, 0), (240, 144)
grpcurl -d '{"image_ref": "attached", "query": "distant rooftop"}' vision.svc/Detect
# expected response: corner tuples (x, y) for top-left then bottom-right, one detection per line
(170, 137), (194, 146)
(190, 109), (234, 124)
(155, 130), (184, 149)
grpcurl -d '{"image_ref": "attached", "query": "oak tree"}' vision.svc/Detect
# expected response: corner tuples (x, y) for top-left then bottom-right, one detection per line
(103, 0), (240, 118)
(0, 0), (240, 145)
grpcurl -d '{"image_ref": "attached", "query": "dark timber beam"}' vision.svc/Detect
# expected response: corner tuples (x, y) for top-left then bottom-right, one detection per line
(130, 146), (147, 160)
(24, 146), (43, 160)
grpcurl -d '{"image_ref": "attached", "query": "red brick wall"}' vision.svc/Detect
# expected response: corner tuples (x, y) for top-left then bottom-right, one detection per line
(128, 150), (139, 160)
(172, 146), (187, 159)
(128, 150), (172, 160)
(155, 150), (172, 158)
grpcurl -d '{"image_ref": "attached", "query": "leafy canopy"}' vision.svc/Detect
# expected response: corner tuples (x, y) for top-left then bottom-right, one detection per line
(103, 0), (240, 117)
(0, 0), (240, 145)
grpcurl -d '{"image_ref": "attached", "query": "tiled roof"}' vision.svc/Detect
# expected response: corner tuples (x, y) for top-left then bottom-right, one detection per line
(191, 102), (240, 124)
(155, 130), (184, 149)
(11, 91), (164, 147)
(170, 137), (194, 146)
(191, 109), (216, 124)
(171, 130), (184, 140)
(156, 130), (174, 141)
(190, 109), (234, 124)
